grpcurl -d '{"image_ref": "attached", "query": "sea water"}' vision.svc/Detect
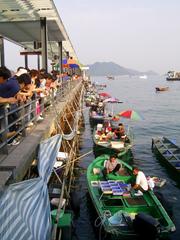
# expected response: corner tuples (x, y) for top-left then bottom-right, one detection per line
(73, 75), (180, 240)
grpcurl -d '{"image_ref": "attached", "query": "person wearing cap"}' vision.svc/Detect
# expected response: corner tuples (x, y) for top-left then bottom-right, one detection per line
(15, 67), (28, 77)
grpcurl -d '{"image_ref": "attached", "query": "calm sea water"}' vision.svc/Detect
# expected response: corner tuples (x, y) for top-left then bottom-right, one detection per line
(73, 75), (180, 240)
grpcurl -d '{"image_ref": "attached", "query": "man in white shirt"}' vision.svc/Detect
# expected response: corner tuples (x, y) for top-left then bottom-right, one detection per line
(132, 167), (148, 196)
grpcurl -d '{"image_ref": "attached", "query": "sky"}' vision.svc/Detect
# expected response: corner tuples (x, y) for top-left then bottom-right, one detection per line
(54, 0), (180, 74)
(3, 0), (180, 74)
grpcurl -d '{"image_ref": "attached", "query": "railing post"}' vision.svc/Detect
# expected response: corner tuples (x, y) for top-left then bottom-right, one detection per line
(40, 96), (45, 118)
(1, 105), (9, 154)
(20, 102), (26, 137)
(60, 82), (65, 100)
(31, 92), (37, 125)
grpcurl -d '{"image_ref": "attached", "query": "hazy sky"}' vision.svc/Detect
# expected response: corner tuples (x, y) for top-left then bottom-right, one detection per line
(54, 0), (180, 74)
(4, 0), (180, 74)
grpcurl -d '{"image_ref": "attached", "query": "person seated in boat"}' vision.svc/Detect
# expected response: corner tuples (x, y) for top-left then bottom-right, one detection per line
(114, 123), (126, 140)
(99, 130), (108, 141)
(102, 155), (121, 177)
(96, 102), (104, 115)
(132, 167), (149, 196)
(95, 127), (104, 140)
(106, 128), (116, 140)
(112, 115), (120, 121)
(91, 105), (97, 111)
(105, 127), (117, 140)
(104, 121), (112, 133)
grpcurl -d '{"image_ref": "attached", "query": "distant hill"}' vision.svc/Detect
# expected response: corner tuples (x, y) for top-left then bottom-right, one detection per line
(88, 62), (158, 76)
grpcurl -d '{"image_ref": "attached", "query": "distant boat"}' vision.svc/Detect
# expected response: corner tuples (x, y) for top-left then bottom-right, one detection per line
(155, 87), (169, 92)
(139, 75), (147, 79)
(107, 76), (115, 80)
(166, 71), (180, 81)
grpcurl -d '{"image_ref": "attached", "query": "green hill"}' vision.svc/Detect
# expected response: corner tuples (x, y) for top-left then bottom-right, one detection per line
(88, 62), (158, 76)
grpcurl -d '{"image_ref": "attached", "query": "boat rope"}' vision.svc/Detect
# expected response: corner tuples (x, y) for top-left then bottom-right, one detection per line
(94, 211), (109, 240)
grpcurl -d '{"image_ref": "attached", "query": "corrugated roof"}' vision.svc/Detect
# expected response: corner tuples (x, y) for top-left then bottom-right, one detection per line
(0, 0), (78, 60)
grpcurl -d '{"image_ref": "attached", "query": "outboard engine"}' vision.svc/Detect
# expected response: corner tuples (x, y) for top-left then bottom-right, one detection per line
(133, 212), (160, 239)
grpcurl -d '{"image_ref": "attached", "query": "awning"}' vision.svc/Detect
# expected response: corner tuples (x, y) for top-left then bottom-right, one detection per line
(0, 135), (62, 240)
(0, 0), (78, 61)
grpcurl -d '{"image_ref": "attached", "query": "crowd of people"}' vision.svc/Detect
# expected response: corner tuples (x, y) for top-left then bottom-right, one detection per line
(0, 66), (79, 146)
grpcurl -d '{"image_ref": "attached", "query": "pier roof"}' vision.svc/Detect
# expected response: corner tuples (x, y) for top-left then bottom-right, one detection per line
(0, 0), (77, 60)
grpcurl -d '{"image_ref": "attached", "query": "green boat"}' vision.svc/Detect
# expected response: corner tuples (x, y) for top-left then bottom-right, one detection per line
(87, 154), (176, 239)
(93, 126), (134, 157)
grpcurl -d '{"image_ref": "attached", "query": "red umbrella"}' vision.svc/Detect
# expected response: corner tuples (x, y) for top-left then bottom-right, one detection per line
(99, 92), (111, 97)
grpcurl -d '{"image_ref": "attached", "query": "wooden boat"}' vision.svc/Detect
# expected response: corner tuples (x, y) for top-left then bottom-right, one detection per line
(89, 103), (108, 125)
(166, 71), (180, 81)
(155, 87), (169, 92)
(87, 155), (176, 239)
(89, 109), (105, 125)
(107, 76), (115, 80)
(139, 75), (147, 79)
(152, 137), (180, 177)
(93, 126), (133, 157)
(95, 83), (107, 88)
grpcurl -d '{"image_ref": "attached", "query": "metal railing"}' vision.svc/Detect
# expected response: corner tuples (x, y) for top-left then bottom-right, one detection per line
(0, 79), (80, 155)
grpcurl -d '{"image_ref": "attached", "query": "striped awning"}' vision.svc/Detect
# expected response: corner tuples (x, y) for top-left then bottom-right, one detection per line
(0, 134), (62, 240)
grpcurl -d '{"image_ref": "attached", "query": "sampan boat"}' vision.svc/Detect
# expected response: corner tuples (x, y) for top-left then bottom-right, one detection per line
(93, 126), (134, 158)
(152, 136), (180, 179)
(87, 154), (175, 239)
(155, 87), (169, 92)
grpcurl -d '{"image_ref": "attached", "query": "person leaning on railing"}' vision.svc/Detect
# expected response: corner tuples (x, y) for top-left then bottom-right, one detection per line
(0, 66), (21, 136)
(0, 66), (20, 99)
(0, 67), (36, 135)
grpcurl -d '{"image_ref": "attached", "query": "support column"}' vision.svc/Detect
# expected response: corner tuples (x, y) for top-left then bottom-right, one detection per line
(58, 41), (63, 74)
(0, 36), (5, 67)
(40, 17), (48, 72)
(24, 48), (28, 69)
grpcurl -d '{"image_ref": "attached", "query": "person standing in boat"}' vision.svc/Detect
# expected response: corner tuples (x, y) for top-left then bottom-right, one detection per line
(132, 167), (148, 196)
(102, 155), (121, 177)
